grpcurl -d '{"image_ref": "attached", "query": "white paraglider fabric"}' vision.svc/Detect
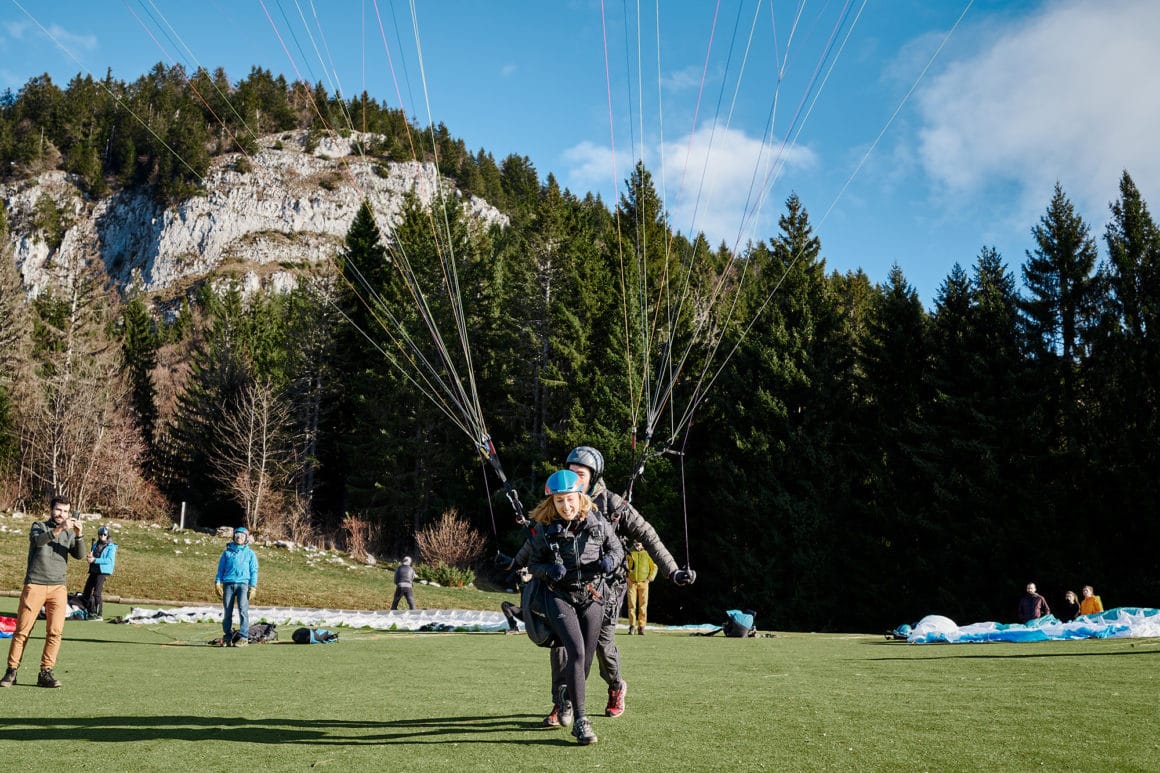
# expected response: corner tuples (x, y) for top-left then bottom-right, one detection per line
(123, 605), (512, 632)
(901, 607), (1160, 644)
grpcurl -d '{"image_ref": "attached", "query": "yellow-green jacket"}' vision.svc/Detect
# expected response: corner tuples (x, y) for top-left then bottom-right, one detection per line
(626, 549), (657, 583)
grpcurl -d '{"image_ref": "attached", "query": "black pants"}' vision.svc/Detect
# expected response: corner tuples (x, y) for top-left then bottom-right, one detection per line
(549, 580), (625, 702)
(81, 573), (107, 617)
(391, 586), (415, 609)
(545, 592), (603, 718)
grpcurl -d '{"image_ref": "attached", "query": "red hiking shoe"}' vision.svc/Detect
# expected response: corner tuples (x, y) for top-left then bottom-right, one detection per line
(605, 680), (627, 717)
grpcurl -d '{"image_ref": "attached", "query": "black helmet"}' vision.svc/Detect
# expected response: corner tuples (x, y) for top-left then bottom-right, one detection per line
(566, 445), (604, 481)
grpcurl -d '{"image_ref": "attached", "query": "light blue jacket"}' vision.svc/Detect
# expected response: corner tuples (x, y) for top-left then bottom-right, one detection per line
(90, 541), (117, 575)
(215, 542), (258, 587)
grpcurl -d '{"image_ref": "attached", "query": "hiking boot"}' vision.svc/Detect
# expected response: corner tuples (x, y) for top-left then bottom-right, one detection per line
(542, 683), (573, 728)
(638, 626), (646, 635)
(572, 716), (598, 745)
(541, 704), (562, 727)
(37, 669), (62, 688)
(626, 626), (635, 635)
(541, 698), (573, 727)
(605, 680), (627, 717)
(234, 637), (249, 648)
(0, 668), (15, 687)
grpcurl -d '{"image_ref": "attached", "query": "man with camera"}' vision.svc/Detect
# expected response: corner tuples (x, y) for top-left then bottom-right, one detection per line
(1, 495), (85, 688)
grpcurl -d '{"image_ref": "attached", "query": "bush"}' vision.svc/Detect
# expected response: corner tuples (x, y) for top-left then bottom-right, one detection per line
(341, 514), (377, 562)
(416, 562), (475, 588)
(414, 509), (487, 569)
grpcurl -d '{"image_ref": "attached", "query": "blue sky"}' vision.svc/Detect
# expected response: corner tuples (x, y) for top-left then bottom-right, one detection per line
(3, 0), (1159, 306)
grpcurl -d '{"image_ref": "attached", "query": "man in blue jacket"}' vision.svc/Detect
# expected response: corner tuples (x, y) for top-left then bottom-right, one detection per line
(214, 526), (259, 647)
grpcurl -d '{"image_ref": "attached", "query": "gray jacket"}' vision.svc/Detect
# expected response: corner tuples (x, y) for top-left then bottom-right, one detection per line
(25, 520), (85, 585)
(590, 480), (679, 579)
(394, 564), (415, 588)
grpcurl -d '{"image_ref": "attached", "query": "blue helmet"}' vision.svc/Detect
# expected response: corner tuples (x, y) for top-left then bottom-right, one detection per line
(234, 526), (248, 535)
(545, 469), (584, 495)
(97, 526), (110, 536)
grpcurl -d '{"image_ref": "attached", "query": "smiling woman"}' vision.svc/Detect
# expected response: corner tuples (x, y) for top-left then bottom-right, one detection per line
(513, 469), (624, 744)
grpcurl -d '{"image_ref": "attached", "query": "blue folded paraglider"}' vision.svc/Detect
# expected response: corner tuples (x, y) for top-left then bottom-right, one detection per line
(895, 607), (1160, 644)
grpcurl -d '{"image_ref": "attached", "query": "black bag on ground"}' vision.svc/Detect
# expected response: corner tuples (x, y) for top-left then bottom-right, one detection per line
(291, 627), (338, 644)
(248, 622), (278, 643)
(723, 609), (757, 638)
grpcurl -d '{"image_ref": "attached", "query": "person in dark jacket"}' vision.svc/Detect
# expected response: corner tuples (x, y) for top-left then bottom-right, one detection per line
(81, 526), (118, 619)
(392, 556), (416, 610)
(560, 446), (695, 718)
(1017, 582), (1051, 623)
(2, 495), (85, 688)
(516, 469), (623, 745)
(1059, 590), (1080, 623)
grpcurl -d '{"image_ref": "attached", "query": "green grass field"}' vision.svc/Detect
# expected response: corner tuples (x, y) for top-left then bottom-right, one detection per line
(3, 515), (1160, 771)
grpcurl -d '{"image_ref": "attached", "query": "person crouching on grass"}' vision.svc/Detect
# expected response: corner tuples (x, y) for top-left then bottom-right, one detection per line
(214, 526), (259, 647)
(516, 469), (623, 745)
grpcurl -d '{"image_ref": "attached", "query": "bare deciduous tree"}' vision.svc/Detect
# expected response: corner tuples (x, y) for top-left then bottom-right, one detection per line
(210, 377), (293, 532)
(19, 247), (129, 510)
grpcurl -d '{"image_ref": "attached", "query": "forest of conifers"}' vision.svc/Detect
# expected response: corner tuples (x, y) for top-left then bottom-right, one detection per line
(1, 66), (1158, 632)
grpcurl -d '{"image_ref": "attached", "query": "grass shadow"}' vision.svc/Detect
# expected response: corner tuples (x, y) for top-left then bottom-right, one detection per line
(0, 713), (578, 746)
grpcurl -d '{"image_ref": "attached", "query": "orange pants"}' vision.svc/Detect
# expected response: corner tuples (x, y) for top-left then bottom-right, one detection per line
(6, 583), (68, 671)
(627, 581), (651, 628)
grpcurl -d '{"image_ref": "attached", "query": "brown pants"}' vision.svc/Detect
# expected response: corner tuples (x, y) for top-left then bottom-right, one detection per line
(627, 580), (650, 628)
(6, 583), (67, 671)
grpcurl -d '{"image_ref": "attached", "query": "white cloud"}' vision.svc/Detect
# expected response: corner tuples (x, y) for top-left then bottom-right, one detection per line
(564, 124), (816, 249)
(500, 63), (517, 77)
(661, 64), (702, 93)
(917, 0), (1160, 221)
(42, 23), (98, 54)
(2, 20), (32, 39)
(562, 140), (625, 195)
(4, 18), (96, 52)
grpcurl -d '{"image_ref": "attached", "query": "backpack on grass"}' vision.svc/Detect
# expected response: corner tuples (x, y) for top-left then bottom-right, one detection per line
(291, 627), (338, 644)
(248, 622), (278, 643)
(692, 608), (759, 637)
(723, 609), (757, 637)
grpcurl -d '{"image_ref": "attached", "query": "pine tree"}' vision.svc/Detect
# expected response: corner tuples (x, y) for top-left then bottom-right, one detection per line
(1089, 171), (1160, 594)
(159, 285), (255, 520)
(1018, 183), (1101, 451)
(120, 285), (159, 459)
(925, 252), (1032, 619)
(280, 279), (342, 510)
(685, 193), (850, 628)
(848, 265), (934, 621)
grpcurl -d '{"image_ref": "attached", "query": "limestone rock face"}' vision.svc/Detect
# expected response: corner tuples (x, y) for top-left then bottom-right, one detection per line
(2, 131), (506, 297)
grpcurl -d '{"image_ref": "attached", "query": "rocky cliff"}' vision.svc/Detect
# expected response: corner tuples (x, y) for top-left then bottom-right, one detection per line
(1, 131), (507, 299)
